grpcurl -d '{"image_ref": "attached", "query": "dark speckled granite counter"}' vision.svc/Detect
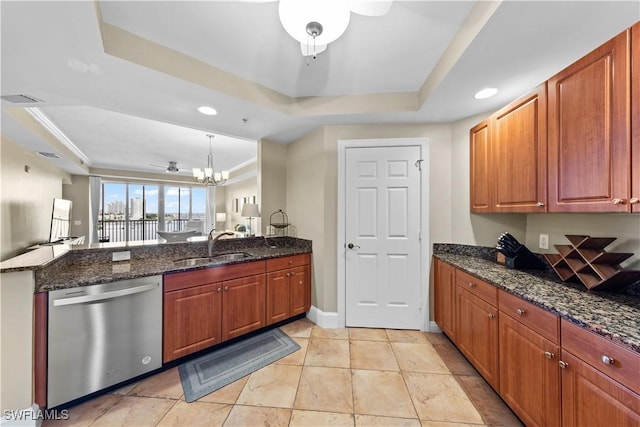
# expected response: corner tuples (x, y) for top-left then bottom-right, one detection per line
(21, 236), (311, 292)
(433, 244), (640, 355)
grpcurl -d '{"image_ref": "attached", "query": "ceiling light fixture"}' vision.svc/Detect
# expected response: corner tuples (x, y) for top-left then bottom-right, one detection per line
(279, 0), (393, 60)
(474, 88), (498, 99)
(197, 106), (218, 116)
(192, 134), (229, 186)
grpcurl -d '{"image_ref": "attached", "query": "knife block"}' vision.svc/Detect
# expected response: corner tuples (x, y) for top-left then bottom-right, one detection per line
(505, 246), (547, 270)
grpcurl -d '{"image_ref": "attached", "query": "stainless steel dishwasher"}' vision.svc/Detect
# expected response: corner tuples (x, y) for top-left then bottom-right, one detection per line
(48, 276), (162, 407)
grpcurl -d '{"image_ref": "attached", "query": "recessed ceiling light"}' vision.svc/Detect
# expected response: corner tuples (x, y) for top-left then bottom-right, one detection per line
(474, 88), (498, 100)
(197, 106), (218, 116)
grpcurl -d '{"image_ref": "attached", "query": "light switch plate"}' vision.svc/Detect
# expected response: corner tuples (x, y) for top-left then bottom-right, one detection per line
(112, 251), (131, 262)
(539, 234), (549, 250)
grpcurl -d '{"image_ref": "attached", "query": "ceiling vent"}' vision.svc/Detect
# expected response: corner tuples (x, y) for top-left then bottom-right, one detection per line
(1, 94), (43, 104)
(37, 152), (60, 159)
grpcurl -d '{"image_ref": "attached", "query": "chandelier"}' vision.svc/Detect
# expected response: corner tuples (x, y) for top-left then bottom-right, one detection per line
(192, 134), (229, 186)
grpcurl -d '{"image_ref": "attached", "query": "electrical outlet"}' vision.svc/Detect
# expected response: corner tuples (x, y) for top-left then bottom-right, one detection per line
(539, 234), (549, 250)
(74, 220), (81, 226)
(112, 251), (131, 262)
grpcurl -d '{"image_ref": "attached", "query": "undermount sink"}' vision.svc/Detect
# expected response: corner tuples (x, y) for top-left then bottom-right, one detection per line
(173, 252), (251, 268)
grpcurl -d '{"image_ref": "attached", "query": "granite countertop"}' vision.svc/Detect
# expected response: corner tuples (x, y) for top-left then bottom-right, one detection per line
(22, 236), (311, 293)
(433, 245), (640, 355)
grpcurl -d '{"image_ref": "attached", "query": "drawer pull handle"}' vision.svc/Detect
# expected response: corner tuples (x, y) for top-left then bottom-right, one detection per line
(217, 287), (222, 292)
(559, 361), (569, 369)
(601, 355), (615, 365)
(288, 260), (293, 264)
(612, 198), (625, 205)
(468, 282), (476, 288)
(544, 351), (555, 359)
(487, 313), (495, 319)
(536, 202), (545, 207)
(516, 308), (525, 316)
(630, 197), (639, 204)
(286, 273), (291, 277)
(291, 272), (296, 277)
(224, 286), (229, 291)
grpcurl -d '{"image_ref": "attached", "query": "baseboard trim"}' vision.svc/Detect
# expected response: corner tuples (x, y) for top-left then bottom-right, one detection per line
(428, 321), (442, 333)
(307, 306), (339, 329)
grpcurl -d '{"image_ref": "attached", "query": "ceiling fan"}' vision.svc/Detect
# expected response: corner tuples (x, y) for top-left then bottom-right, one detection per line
(149, 161), (181, 174)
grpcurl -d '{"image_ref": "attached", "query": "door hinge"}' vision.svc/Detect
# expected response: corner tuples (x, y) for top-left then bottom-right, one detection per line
(414, 159), (424, 171)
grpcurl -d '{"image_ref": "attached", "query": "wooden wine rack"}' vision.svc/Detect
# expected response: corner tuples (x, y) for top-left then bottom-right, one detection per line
(544, 235), (640, 292)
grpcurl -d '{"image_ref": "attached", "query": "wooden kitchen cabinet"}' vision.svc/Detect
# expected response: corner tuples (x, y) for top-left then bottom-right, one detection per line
(632, 22), (640, 212)
(434, 258), (456, 339)
(492, 83), (547, 212)
(455, 271), (499, 390)
(499, 291), (561, 427)
(221, 274), (266, 341)
(548, 29), (630, 212)
(470, 119), (492, 212)
(266, 254), (311, 325)
(163, 283), (222, 362)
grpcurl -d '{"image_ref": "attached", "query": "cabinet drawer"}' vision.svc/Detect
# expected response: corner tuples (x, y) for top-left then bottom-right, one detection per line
(164, 261), (266, 292)
(561, 319), (640, 394)
(455, 270), (497, 306)
(266, 253), (310, 272)
(499, 290), (559, 344)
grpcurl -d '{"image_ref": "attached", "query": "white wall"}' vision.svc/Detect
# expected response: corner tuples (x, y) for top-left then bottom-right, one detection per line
(258, 139), (287, 236)
(224, 176), (258, 233)
(62, 175), (91, 239)
(0, 137), (70, 260)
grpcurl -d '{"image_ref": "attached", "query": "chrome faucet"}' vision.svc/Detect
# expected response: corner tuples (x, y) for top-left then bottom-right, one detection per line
(208, 230), (235, 256)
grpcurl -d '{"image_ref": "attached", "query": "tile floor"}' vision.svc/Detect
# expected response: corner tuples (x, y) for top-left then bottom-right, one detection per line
(43, 319), (523, 427)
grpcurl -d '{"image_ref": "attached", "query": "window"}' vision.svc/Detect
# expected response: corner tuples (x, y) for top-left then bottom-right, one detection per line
(99, 182), (204, 243)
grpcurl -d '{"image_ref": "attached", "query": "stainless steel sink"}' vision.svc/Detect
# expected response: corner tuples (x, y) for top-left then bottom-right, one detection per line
(173, 252), (251, 268)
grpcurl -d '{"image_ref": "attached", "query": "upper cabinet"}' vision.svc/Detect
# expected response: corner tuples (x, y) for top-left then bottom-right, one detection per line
(492, 83), (547, 212)
(548, 30), (630, 212)
(470, 22), (640, 213)
(632, 22), (640, 212)
(470, 119), (492, 213)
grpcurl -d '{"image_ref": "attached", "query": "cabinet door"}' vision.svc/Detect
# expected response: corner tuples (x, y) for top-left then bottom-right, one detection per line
(455, 285), (499, 390)
(434, 259), (456, 339)
(222, 274), (266, 341)
(560, 351), (640, 427)
(632, 22), (640, 212)
(163, 283), (222, 363)
(548, 30), (630, 212)
(266, 270), (290, 325)
(499, 314), (561, 427)
(290, 265), (310, 316)
(492, 84), (547, 212)
(470, 119), (492, 212)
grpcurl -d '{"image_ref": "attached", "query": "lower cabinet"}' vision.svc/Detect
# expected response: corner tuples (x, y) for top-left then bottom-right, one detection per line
(434, 258), (456, 339)
(163, 256), (309, 363)
(454, 270), (499, 391)
(434, 258), (640, 426)
(266, 254), (311, 325)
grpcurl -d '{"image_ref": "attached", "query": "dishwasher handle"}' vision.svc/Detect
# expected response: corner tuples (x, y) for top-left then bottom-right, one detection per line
(52, 283), (159, 307)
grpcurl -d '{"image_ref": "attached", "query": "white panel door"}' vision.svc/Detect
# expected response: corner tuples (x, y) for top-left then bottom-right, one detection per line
(345, 145), (422, 329)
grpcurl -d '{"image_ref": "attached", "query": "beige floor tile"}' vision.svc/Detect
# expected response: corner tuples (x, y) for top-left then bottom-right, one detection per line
(157, 400), (232, 427)
(294, 366), (353, 413)
(129, 368), (184, 399)
(424, 332), (454, 346)
(455, 376), (523, 427)
(431, 343), (479, 377)
(42, 394), (122, 427)
(305, 338), (351, 368)
(348, 327), (388, 341)
(352, 369), (417, 419)
(91, 396), (177, 426)
(386, 329), (429, 344)
(276, 337), (309, 365)
(195, 376), (249, 404)
(420, 421), (486, 427)
(350, 340), (399, 371)
(236, 364), (302, 408)
(222, 405), (292, 426)
(355, 414), (422, 426)
(311, 326), (349, 339)
(403, 372), (484, 424)
(290, 410), (355, 426)
(280, 318), (315, 338)
(392, 342), (450, 374)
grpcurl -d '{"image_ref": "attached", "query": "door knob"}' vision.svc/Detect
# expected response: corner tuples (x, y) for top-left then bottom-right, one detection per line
(347, 243), (360, 249)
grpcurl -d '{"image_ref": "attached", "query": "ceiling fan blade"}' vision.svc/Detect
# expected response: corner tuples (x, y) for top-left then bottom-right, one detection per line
(349, 0), (393, 16)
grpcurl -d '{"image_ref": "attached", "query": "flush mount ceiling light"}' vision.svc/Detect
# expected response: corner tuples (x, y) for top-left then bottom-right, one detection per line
(474, 88), (498, 99)
(192, 134), (229, 186)
(279, 0), (393, 59)
(197, 106), (218, 116)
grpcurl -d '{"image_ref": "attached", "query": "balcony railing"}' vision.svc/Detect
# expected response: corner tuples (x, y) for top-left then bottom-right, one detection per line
(98, 219), (189, 243)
